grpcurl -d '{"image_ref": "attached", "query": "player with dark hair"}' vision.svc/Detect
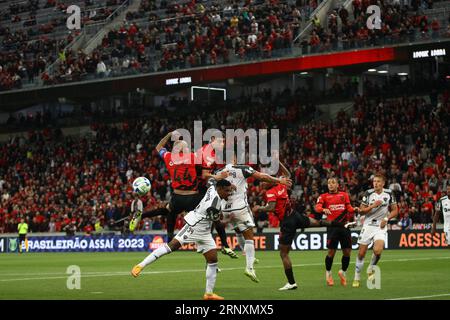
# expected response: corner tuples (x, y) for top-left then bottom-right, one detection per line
(315, 177), (358, 286)
(197, 136), (238, 258)
(131, 180), (234, 300)
(276, 208), (351, 291)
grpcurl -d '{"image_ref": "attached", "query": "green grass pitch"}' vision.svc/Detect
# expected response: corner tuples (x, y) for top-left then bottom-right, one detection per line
(1, 249), (449, 300)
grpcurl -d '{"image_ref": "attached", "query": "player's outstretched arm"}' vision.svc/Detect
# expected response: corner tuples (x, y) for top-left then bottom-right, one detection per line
(253, 202), (276, 214)
(279, 162), (291, 179)
(202, 169), (229, 181)
(252, 171), (292, 188)
(155, 132), (173, 152)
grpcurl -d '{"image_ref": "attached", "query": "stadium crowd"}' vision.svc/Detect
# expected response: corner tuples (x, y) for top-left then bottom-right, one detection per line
(0, 86), (449, 234)
(2, 0), (449, 90)
(304, 0), (450, 53)
(0, 0), (124, 91)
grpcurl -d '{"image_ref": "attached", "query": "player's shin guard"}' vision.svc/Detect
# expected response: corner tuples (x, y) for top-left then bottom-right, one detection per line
(25, 239), (29, 252)
(325, 255), (333, 272)
(236, 233), (246, 251)
(244, 240), (255, 270)
(139, 244), (172, 267)
(342, 256), (350, 272)
(206, 262), (218, 294)
(355, 257), (364, 280)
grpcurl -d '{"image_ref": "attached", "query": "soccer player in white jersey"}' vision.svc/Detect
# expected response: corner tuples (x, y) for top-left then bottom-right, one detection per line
(216, 156), (292, 283)
(352, 173), (398, 288)
(131, 180), (233, 300)
(432, 184), (450, 246)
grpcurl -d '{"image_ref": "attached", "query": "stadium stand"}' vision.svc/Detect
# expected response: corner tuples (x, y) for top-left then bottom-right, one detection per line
(3, 0), (449, 90)
(0, 84), (448, 234)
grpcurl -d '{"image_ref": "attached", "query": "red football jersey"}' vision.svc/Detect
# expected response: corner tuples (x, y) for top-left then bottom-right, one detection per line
(315, 191), (354, 222)
(196, 143), (225, 187)
(265, 184), (289, 221)
(161, 150), (199, 191)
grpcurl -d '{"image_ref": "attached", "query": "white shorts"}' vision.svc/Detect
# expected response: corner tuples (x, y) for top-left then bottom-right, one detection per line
(358, 224), (387, 246)
(224, 206), (255, 233)
(174, 221), (217, 254)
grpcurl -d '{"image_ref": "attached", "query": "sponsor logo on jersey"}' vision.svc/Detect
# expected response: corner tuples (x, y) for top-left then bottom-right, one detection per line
(329, 204), (345, 211)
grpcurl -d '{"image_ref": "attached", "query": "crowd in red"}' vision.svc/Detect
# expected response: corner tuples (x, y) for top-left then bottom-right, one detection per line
(305, 0), (450, 53)
(0, 87), (448, 234)
(0, 0), (124, 91)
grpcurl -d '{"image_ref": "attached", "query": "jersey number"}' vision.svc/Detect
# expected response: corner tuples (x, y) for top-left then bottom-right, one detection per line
(174, 168), (193, 184)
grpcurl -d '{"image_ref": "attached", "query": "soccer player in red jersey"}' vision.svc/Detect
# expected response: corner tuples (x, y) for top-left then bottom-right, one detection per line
(130, 131), (202, 241)
(254, 165), (350, 291)
(315, 177), (359, 286)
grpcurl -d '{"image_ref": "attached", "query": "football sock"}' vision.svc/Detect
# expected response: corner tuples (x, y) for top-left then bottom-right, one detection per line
(139, 244), (171, 267)
(244, 240), (255, 270)
(142, 207), (169, 218)
(355, 257), (364, 280)
(166, 212), (177, 242)
(236, 233), (246, 251)
(206, 262), (218, 294)
(285, 268), (296, 285)
(325, 255), (333, 272)
(342, 256), (350, 272)
(215, 223), (229, 248)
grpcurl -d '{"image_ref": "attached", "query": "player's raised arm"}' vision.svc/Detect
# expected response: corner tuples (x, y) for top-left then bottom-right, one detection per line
(251, 171), (292, 188)
(155, 131), (173, 153)
(279, 162), (291, 179)
(202, 169), (229, 181)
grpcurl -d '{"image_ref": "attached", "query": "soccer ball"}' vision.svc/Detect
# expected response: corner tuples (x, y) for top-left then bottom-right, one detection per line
(132, 177), (151, 196)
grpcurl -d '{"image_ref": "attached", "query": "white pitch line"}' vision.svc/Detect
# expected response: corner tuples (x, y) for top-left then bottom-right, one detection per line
(387, 293), (450, 300)
(0, 256), (449, 282)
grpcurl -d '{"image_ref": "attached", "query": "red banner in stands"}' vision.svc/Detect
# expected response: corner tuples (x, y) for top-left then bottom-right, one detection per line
(155, 47), (397, 88)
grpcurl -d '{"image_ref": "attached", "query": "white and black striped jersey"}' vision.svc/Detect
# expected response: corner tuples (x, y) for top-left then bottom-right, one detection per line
(361, 188), (397, 226)
(184, 185), (225, 226)
(436, 195), (450, 229)
(217, 164), (256, 212)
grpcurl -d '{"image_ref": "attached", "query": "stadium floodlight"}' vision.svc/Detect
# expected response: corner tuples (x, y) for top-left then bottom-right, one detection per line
(397, 72), (408, 76)
(368, 69), (377, 72)
(190, 86), (227, 101)
(300, 72), (308, 75)
(377, 70), (388, 74)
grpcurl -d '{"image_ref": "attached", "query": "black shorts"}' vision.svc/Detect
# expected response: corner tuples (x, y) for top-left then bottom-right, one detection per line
(19, 234), (26, 242)
(169, 193), (203, 215)
(326, 226), (352, 249)
(279, 211), (311, 246)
